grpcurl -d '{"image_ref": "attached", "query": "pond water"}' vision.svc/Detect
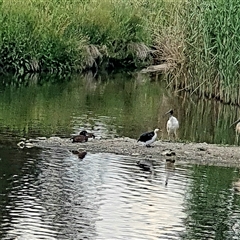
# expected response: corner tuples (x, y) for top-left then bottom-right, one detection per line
(0, 71), (239, 145)
(1, 148), (240, 239)
(0, 72), (240, 239)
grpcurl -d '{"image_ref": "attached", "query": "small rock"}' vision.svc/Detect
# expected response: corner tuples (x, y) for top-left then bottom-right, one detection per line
(17, 141), (25, 149)
(27, 138), (39, 143)
(197, 147), (207, 151)
(131, 153), (140, 156)
(162, 150), (176, 156)
(37, 137), (47, 141)
(25, 143), (34, 148)
(49, 137), (62, 141)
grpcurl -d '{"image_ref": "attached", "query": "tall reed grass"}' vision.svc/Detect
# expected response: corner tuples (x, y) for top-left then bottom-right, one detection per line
(178, 0), (240, 105)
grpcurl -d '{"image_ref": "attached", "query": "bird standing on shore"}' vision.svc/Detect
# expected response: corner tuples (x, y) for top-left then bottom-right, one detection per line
(230, 118), (240, 143)
(137, 128), (159, 147)
(165, 109), (179, 140)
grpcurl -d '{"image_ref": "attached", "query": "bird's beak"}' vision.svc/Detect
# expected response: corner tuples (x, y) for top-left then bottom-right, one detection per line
(230, 118), (240, 128)
(165, 110), (171, 115)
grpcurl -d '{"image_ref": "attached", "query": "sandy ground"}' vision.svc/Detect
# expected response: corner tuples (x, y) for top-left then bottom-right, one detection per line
(19, 136), (240, 168)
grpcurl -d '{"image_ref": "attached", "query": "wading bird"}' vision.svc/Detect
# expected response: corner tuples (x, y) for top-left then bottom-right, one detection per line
(230, 118), (240, 143)
(165, 109), (179, 140)
(137, 128), (159, 147)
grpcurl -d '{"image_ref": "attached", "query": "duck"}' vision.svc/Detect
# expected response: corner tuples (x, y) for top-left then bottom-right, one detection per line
(137, 128), (159, 147)
(80, 130), (95, 139)
(71, 131), (88, 143)
(165, 109), (179, 140)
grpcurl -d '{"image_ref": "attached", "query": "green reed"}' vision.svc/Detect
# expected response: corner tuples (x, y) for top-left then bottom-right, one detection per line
(2, 0), (239, 105)
(181, 0), (240, 105)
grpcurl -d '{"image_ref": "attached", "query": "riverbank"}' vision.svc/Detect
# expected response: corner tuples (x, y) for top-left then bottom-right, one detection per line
(18, 137), (240, 168)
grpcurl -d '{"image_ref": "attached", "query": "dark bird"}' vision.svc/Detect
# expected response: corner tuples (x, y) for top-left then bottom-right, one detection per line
(137, 128), (159, 147)
(80, 130), (95, 139)
(71, 135), (88, 143)
(71, 130), (89, 143)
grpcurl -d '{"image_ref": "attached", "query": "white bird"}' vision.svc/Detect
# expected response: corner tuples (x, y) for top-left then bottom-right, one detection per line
(230, 118), (240, 143)
(137, 128), (159, 147)
(236, 122), (240, 143)
(165, 109), (179, 140)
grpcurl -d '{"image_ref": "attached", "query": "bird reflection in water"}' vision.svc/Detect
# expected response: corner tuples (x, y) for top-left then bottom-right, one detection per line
(165, 159), (175, 186)
(137, 159), (154, 172)
(233, 179), (240, 193)
(70, 149), (87, 160)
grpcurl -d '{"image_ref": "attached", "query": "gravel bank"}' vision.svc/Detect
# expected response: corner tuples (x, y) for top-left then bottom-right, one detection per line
(18, 137), (240, 167)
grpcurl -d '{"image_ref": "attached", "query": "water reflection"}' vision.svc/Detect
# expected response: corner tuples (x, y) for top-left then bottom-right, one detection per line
(0, 72), (239, 145)
(183, 165), (240, 239)
(1, 147), (240, 239)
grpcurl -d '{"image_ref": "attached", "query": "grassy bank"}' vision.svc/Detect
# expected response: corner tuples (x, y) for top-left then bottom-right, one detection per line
(0, 0), (173, 74)
(0, 0), (239, 105)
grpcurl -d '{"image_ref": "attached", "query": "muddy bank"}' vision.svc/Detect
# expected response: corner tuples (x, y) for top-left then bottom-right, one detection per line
(18, 137), (240, 167)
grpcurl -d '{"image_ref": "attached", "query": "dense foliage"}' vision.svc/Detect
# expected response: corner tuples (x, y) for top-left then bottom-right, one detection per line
(0, 0), (168, 73)
(0, 0), (239, 104)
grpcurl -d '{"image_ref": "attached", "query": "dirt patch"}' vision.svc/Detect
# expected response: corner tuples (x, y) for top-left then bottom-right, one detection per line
(18, 137), (240, 167)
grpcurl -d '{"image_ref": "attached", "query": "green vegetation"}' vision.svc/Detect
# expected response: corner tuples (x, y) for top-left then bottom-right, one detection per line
(0, 0), (170, 73)
(184, 165), (240, 239)
(0, 0), (239, 104)
(181, 0), (240, 105)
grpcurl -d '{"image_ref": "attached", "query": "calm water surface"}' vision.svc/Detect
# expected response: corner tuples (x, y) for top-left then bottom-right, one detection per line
(0, 72), (240, 239)
(0, 71), (239, 144)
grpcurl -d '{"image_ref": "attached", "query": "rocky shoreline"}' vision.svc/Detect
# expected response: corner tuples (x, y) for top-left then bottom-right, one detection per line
(17, 136), (240, 167)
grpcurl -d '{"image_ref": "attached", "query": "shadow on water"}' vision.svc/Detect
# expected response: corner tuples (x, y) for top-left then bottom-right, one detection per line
(0, 148), (240, 239)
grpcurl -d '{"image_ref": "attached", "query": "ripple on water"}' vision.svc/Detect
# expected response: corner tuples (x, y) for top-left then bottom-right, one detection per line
(0, 150), (188, 239)
(1, 149), (225, 240)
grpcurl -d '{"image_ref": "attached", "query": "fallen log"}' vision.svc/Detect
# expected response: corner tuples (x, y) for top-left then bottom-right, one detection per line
(141, 63), (174, 73)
